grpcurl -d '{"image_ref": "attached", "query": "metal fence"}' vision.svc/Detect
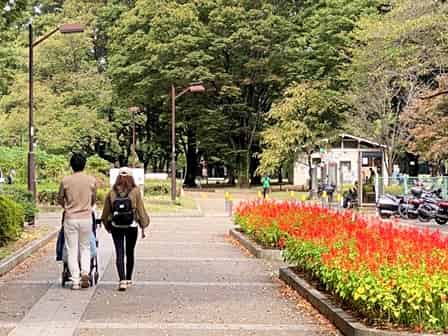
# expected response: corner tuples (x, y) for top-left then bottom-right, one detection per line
(375, 176), (448, 200)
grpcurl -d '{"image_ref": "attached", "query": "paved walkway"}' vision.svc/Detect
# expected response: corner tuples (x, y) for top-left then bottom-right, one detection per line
(0, 207), (339, 336)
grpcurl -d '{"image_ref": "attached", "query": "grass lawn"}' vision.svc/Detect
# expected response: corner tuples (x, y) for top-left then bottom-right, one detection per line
(144, 195), (198, 213)
(268, 191), (309, 201)
(0, 225), (53, 261)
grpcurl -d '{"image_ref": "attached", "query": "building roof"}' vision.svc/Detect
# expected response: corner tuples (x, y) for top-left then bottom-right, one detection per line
(340, 133), (386, 148)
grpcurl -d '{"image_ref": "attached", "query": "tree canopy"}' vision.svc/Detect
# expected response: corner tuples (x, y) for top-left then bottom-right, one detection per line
(2, 0), (448, 186)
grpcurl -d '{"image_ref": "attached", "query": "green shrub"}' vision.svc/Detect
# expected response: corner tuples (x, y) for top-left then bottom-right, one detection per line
(36, 151), (68, 182)
(144, 180), (181, 196)
(363, 183), (374, 193)
(37, 184), (59, 205)
(0, 146), (68, 184)
(385, 184), (404, 196)
(0, 196), (24, 246)
(96, 188), (108, 206)
(0, 146), (113, 187)
(0, 185), (38, 222)
(86, 155), (111, 177)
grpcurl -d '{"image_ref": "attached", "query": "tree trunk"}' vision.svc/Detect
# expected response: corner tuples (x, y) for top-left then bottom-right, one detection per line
(250, 154), (261, 186)
(384, 149), (394, 185)
(183, 129), (197, 188)
(237, 151), (250, 188)
(228, 166), (236, 185)
(278, 168), (283, 191)
(307, 152), (313, 192)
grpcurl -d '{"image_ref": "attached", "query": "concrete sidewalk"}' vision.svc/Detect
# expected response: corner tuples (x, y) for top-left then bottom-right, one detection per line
(0, 211), (339, 335)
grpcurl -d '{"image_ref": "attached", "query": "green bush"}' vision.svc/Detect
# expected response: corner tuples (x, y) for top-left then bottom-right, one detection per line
(0, 146), (114, 187)
(363, 183), (374, 193)
(0, 196), (24, 246)
(385, 184), (404, 196)
(96, 188), (108, 206)
(37, 184), (59, 205)
(86, 155), (111, 177)
(144, 180), (181, 196)
(0, 146), (68, 184)
(0, 185), (38, 222)
(36, 151), (68, 182)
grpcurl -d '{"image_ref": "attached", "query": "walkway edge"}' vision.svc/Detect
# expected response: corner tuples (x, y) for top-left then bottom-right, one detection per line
(279, 267), (431, 336)
(0, 228), (59, 277)
(229, 228), (283, 261)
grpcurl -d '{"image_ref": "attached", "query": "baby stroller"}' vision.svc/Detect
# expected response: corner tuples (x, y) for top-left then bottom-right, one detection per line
(56, 211), (100, 287)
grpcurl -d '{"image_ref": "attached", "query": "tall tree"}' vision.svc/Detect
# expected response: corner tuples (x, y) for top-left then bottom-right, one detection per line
(346, 0), (448, 176)
(258, 82), (344, 189)
(0, 0), (116, 157)
(107, 0), (295, 186)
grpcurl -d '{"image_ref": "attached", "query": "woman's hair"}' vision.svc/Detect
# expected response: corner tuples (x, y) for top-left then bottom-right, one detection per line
(113, 175), (137, 194)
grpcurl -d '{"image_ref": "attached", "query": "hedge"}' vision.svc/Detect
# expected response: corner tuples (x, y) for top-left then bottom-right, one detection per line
(0, 185), (38, 222)
(0, 196), (24, 246)
(144, 179), (181, 196)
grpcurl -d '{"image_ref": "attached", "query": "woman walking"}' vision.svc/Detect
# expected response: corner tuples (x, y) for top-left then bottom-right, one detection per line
(101, 167), (149, 291)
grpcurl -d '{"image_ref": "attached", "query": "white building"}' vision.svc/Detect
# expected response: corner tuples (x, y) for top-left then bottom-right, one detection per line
(293, 134), (389, 203)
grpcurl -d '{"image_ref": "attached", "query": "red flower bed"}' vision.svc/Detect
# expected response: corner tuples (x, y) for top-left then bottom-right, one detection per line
(235, 200), (448, 332)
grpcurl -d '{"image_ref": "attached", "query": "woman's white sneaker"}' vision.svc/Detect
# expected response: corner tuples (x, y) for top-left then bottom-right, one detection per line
(118, 280), (127, 291)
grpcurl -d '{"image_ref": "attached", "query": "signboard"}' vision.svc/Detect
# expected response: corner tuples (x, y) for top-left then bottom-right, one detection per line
(109, 168), (145, 188)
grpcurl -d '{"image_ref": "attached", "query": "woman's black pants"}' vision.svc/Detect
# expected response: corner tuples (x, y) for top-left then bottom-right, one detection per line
(111, 227), (138, 281)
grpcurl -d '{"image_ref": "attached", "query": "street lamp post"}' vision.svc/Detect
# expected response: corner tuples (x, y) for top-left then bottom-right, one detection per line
(171, 83), (205, 202)
(128, 106), (140, 150)
(128, 106), (140, 168)
(28, 23), (84, 202)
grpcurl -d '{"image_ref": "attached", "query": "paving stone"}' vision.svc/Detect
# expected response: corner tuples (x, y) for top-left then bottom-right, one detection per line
(5, 256), (61, 281)
(146, 231), (226, 242)
(133, 243), (245, 258)
(101, 259), (274, 283)
(149, 220), (231, 232)
(77, 326), (332, 336)
(0, 284), (50, 322)
(82, 285), (318, 325)
(0, 328), (12, 336)
(1, 210), (338, 335)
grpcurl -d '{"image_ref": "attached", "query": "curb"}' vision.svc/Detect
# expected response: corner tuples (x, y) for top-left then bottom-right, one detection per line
(229, 228), (283, 261)
(279, 267), (432, 336)
(0, 229), (59, 277)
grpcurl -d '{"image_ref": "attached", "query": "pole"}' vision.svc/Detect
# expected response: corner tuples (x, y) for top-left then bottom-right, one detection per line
(171, 84), (176, 203)
(132, 108), (136, 150)
(28, 23), (36, 203)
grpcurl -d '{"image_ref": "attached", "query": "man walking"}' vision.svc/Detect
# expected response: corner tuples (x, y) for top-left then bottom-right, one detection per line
(261, 175), (271, 199)
(58, 153), (96, 290)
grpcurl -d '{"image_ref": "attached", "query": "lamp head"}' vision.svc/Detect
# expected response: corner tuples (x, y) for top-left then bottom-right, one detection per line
(189, 84), (206, 93)
(59, 23), (84, 34)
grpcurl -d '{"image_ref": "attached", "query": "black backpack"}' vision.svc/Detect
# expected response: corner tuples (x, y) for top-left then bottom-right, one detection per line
(112, 192), (134, 227)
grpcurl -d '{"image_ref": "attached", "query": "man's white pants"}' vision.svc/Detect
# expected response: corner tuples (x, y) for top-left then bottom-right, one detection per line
(64, 218), (92, 285)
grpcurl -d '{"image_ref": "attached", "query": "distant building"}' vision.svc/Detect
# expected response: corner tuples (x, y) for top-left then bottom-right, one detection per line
(293, 134), (389, 204)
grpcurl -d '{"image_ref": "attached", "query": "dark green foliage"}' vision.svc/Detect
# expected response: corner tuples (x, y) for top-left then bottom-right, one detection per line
(144, 180), (181, 196)
(86, 155), (111, 177)
(0, 146), (68, 184)
(0, 195), (24, 246)
(37, 185), (59, 205)
(0, 185), (38, 222)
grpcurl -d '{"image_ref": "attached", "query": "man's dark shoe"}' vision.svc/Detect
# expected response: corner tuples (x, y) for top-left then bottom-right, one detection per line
(81, 273), (90, 288)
